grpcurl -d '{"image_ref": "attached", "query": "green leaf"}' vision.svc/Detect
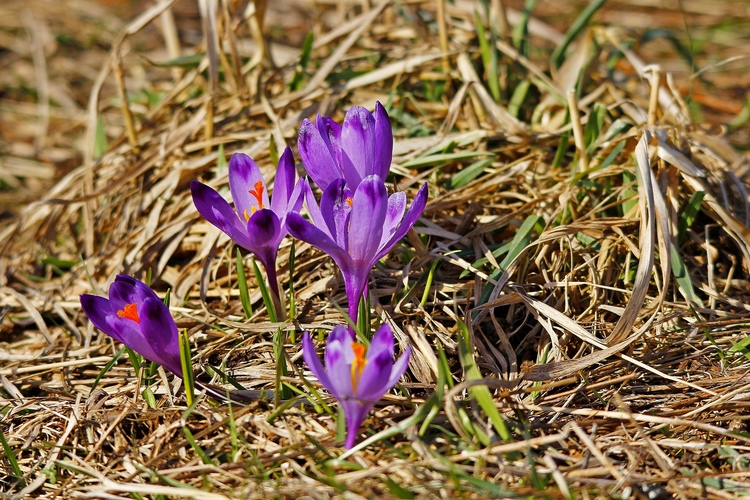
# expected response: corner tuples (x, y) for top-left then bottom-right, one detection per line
(449, 158), (494, 189)
(550, 0), (608, 69)
(90, 346), (125, 392)
(252, 259), (277, 323)
(678, 190), (705, 244)
(457, 319), (511, 442)
(94, 116), (107, 159)
(179, 329), (195, 406)
(0, 428), (25, 487)
(670, 243), (704, 307)
(402, 151), (493, 169)
(236, 248), (253, 319)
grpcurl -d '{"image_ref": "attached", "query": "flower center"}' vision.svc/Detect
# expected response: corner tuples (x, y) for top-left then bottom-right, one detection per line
(248, 181), (265, 210)
(350, 342), (367, 395)
(242, 207), (258, 222)
(116, 303), (140, 324)
(345, 197), (353, 208)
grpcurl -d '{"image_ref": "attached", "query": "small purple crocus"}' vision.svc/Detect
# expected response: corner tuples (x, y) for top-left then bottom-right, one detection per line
(302, 324), (411, 449)
(298, 102), (393, 191)
(80, 275), (182, 378)
(190, 147), (305, 301)
(287, 175), (428, 325)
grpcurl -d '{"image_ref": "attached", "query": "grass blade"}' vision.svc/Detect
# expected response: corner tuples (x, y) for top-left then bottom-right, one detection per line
(236, 248), (253, 319)
(252, 258), (277, 323)
(179, 329), (195, 406)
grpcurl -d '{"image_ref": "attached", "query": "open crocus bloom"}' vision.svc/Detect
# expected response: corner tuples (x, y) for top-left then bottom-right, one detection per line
(298, 102), (393, 191)
(80, 275), (182, 377)
(302, 324), (411, 449)
(287, 175), (428, 325)
(190, 147), (305, 298)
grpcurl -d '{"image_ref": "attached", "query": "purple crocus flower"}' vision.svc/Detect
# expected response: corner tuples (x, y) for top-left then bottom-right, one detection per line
(190, 147), (305, 299)
(302, 324), (411, 449)
(287, 175), (428, 325)
(298, 102), (393, 190)
(80, 275), (182, 378)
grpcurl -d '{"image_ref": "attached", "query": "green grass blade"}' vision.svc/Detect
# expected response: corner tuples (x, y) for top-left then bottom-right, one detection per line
(236, 248), (253, 319)
(94, 116), (107, 159)
(289, 240), (297, 324)
(252, 258), (277, 323)
(550, 0), (608, 69)
(670, 243), (704, 307)
(179, 329), (195, 406)
(0, 428), (25, 487)
(273, 327), (292, 404)
(475, 10), (500, 102)
(449, 158), (494, 189)
(182, 426), (213, 465)
(90, 345), (125, 392)
(678, 190), (705, 244)
(457, 319), (511, 442)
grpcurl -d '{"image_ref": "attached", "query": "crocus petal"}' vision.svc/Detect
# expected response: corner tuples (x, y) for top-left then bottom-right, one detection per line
(107, 279), (143, 313)
(320, 179), (351, 246)
(301, 332), (336, 396)
(354, 348), (394, 403)
(376, 182), (428, 260)
(342, 399), (372, 449)
(287, 213), (352, 269)
(229, 153), (269, 215)
(340, 106), (376, 188)
(139, 297), (182, 377)
(347, 176), (387, 264)
(366, 323), (395, 361)
(386, 346), (411, 389)
(303, 181), (329, 234)
(106, 315), (158, 359)
(80, 294), (115, 337)
(190, 181), (248, 240)
(373, 101), (393, 181)
(379, 191), (406, 249)
(324, 335), (355, 399)
(299, 116), (341, 190)
(287, 177), (307, 217)
(245, 209), (282, 250)
(270, 147), (295, 215)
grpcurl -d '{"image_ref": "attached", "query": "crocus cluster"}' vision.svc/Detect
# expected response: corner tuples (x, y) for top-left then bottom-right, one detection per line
(80, 102), (423, 450)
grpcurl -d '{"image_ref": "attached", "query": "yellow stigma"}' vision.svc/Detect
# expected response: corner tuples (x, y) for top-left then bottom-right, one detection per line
(345, 197), (353, 208)
(350, 342), (367, 394)
(116, 303), (140, 324)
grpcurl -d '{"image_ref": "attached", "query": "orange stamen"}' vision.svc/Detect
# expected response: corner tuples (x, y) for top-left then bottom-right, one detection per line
(117, 303), (140, 324)
(350, 342), (367, 394)
(248, 181), (265, 209)
(345, 197), (353, 208)
(243, 209), (250, 222)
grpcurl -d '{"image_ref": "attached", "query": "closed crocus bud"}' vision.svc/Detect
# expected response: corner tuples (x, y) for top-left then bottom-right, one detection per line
(298, 102), (393, 191)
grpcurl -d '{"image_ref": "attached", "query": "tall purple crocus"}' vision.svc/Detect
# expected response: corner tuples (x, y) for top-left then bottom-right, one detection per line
(298, 102), (393, 191)
(302, 324), (411, 449)
(190, 147), (305, 302)
(287, 175), (428, 326)
(80, 275), (182, 378)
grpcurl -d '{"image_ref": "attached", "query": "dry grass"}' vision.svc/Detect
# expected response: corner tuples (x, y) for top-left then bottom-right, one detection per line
(2, 0), (750, 498)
